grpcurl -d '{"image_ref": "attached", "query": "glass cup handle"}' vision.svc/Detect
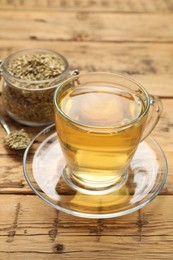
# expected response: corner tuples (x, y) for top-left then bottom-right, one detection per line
(141, 95), (162, 142)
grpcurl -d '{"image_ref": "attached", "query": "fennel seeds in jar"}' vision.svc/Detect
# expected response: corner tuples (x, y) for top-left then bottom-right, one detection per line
(1, 49), (69, 126)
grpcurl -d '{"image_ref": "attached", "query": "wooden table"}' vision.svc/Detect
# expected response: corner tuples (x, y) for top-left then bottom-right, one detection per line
(0, 0), (173, 259)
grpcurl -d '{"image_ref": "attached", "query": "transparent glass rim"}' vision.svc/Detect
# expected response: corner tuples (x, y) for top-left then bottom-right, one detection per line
(2, 48), (69, 91)
(53, 72), (150, 131)
(23, 123), (168, 219)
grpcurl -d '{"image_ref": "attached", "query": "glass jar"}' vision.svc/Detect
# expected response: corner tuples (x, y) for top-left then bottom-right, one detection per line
(0, 49), (70, 126)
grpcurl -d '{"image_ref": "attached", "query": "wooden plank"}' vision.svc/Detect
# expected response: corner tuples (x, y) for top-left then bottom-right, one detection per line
(0, 98), (172, 195)
(0, 195), (173, 259)
(0, 0), (173, 13)
(0, 11), (173, 42)
(0, 252), (172, 260)
(0, 40), (173, 96)
(0, 195), (139, 236)
(0, 195), (173, 237)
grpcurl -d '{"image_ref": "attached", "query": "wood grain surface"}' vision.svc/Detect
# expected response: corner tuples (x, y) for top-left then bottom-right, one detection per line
(0, 0), (173, 259)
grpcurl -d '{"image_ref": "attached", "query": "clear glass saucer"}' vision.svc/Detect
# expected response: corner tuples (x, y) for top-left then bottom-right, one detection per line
(23, 124), (168, 219)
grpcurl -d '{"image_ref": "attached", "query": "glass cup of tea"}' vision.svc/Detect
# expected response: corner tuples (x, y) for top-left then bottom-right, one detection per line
(53, 72), (162, 195)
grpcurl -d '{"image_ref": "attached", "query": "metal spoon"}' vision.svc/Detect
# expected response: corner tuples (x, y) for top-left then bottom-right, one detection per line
(0, 114), (31, 150)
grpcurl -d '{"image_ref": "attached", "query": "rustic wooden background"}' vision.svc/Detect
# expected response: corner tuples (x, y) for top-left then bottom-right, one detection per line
(0, 0), (173, 259)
